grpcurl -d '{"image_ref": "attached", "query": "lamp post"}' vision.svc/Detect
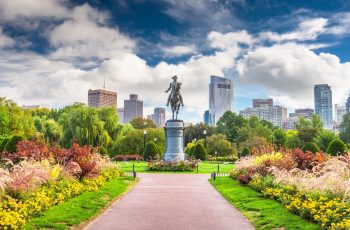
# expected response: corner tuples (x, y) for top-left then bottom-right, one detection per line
(143, 130), (147, 149)
(203, 129), (207, 147)
(154, 137), (157, 143)
(194, 138), (197, 143)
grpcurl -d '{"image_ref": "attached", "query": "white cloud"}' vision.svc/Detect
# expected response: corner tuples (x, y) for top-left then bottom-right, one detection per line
(260, 18), (328, 42)
(208, 30), (253, 50)
(49, 4), (134, 60)
(237, 43), (349, 109)
(160, 45), (197, 57)
(0, 0), (69, 20)
(0, 28), (15, 47)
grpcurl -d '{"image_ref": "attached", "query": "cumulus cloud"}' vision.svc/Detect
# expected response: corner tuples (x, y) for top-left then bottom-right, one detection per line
(237, 43), (350, 109)
(0, 28), (15, 47)
(208, 30), (254, 50)
(49, 4), (134, 60)
(260, 18), (328, 42)
(0, 0), (69, 20)
(160, 45), (197, 57)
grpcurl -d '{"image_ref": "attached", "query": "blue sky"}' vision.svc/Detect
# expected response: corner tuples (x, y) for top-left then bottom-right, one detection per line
(0, 0), (350, 123)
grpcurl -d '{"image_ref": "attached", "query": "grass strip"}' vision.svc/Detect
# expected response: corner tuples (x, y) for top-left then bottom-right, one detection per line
(210, 177), (320, 230)
(25, 177), (136, 230)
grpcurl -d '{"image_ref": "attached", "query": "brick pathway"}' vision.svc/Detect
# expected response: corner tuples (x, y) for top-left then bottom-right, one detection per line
(85, 174), (254, 230)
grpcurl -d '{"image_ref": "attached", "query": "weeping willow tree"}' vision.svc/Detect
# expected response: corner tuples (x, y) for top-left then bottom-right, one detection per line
(59, 106), (112, 148)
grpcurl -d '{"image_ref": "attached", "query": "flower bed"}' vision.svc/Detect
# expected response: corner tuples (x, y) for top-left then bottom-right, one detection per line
(230, 149), (350, 229)
(0, 141), (123, 229)
(148, 160), (199, 171)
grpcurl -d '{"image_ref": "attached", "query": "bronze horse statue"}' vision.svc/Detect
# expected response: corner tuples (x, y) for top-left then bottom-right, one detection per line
(165, 75), (184, 120)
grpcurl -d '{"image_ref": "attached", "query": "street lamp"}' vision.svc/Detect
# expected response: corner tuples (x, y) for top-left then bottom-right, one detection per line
(215, 150), (218, 158)
(194, 138), (197, 143)
(203, 129), (207, 147)
(154, 137), (157, 143)
(143, 130), (147, 148)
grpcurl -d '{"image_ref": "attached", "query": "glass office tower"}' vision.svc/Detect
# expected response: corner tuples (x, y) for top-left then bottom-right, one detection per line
(209, 76), (233, 126)
(314, 84), (333, 129)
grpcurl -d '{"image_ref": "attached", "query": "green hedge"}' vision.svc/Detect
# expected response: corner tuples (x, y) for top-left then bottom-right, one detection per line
(327, 139), (348, 156)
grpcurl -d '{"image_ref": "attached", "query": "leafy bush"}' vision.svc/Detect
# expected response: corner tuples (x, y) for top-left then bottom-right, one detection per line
(0, 136), (10, 152)
(4, 135), (24, 153)
(327, 139), (348, 156)
(148, 160), (199, 171)
(113, 154), (143, 161)
(99, 146), (108, 156)
(143, 142), (160, 160)
(192, 143), (207, 160)
(313, 130), (337, 152)
(240, 147), (250, 157)
(291, 148), (316, 170)
(301, 142), (320, 154)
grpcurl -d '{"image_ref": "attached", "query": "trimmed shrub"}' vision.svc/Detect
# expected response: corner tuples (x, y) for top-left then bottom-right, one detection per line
(327, 139), (348, 156)
(192, 143), (207, 160)
(4, 135), (24, 153)
(301, 142), (320, 154)
(143, 142), (160, 160)
(240, 147), (250, 158)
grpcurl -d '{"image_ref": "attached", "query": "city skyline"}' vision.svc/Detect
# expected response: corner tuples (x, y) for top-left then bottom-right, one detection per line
(1, 1), (350, 123)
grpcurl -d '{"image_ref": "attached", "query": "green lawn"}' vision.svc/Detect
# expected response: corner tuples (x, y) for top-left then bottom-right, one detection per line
(117, 160), (234, 174)
(210, 177), (320, 230)
(25, 177), (136, 230)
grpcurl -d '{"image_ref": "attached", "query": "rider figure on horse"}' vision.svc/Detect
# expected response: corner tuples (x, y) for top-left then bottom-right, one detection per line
(165, 75), (184, 107)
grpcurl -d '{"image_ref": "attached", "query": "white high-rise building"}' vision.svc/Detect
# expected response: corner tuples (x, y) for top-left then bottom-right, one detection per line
(209, 76), (233, 126)
(124, 94), (143, 123)
(335, 104), (346, 124)
(240, 105), (287, 128)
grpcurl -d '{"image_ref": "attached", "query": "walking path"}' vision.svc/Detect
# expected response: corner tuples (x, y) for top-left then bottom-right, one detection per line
(85, 174), (254, 230)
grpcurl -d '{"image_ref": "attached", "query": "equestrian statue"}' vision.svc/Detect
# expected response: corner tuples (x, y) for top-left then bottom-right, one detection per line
(165, 75), (184, 120)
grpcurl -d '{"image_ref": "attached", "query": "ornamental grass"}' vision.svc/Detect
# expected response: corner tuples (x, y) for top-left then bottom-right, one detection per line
(0, 141), (123, 229)
(231, 149), (350, 229)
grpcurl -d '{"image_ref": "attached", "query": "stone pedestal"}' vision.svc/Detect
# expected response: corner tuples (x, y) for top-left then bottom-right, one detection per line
(163, 120), (185, 161)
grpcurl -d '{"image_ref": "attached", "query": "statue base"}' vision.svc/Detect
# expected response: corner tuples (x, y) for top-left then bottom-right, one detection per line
(163, 119), (185, 162)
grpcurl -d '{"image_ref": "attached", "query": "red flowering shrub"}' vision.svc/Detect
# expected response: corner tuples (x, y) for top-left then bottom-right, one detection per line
(291, 148), (315, 170)
(16, 141), (51, 161)
(51, 146), (73, 165)
(68, 144), (99, 178)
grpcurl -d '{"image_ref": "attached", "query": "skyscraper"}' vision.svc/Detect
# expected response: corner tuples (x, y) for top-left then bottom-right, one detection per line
(124, 94), (143, 123)
(314, 84), (333, 129)
(253, 99), (273, 108)
(203, 110), (210, 125)
(209, 76), (233, 126)
(117, 108), (124, 124)
(346, 93), (350, 113)
(154, 107), (166, 127)
(335, 104), (346, 124)
(88, 89), (117, 108)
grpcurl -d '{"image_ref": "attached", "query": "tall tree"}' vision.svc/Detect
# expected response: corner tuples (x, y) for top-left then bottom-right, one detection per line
(59, 106), (109, 148)
(130, 118), (156, 129)
(216, 111), (247, 143)
(184, 123), (214, 145)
